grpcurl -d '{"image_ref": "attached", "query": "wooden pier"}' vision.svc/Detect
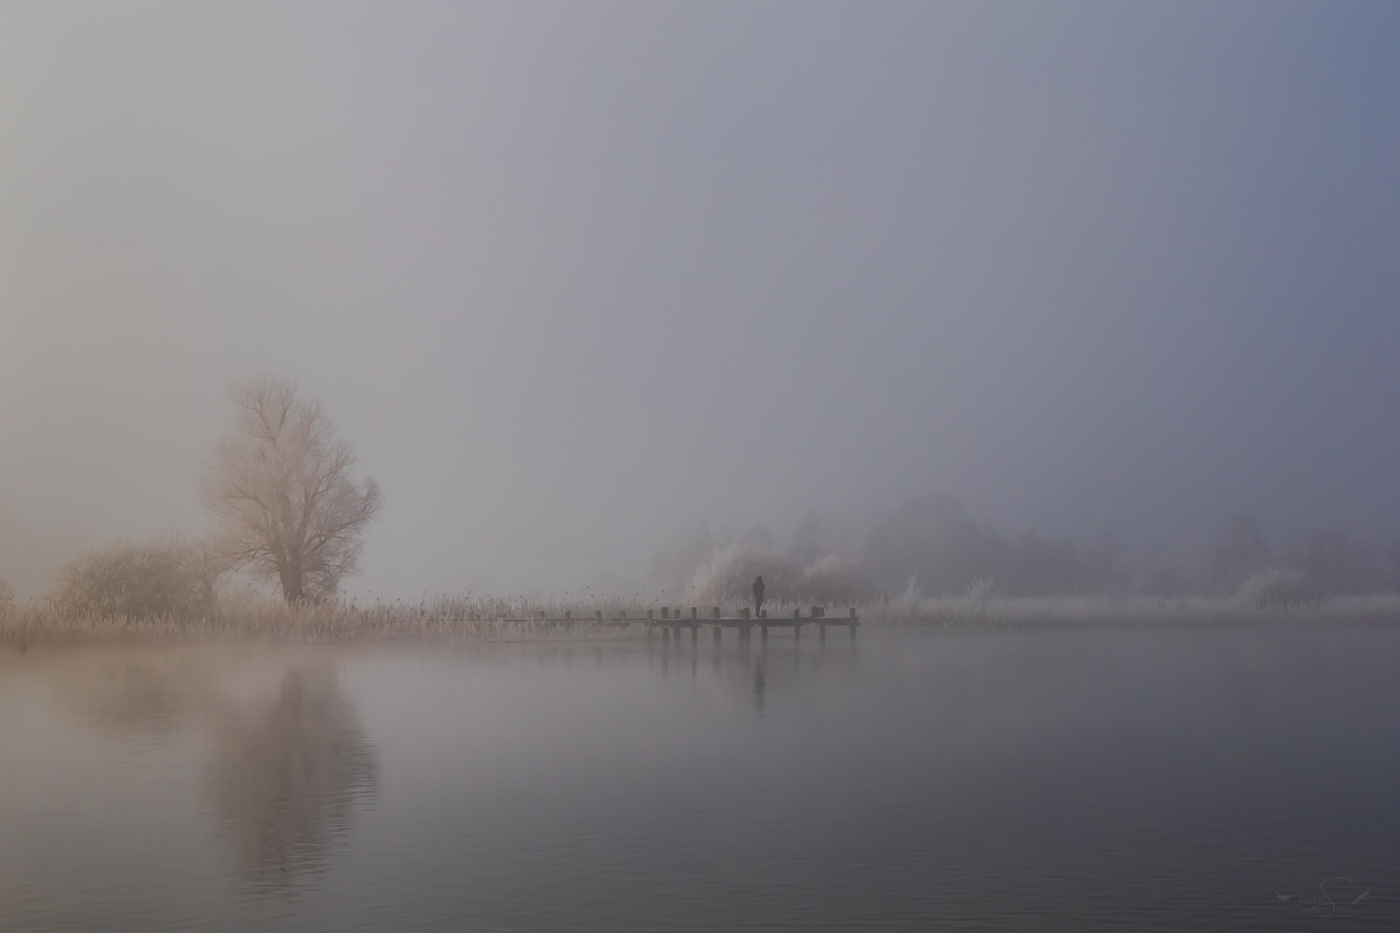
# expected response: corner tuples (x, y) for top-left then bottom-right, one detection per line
(482, 606), (860, 643)
(648, 606), (860, 645)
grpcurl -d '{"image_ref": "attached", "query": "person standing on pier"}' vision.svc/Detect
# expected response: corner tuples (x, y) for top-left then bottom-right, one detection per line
(753, 575), (765, 618)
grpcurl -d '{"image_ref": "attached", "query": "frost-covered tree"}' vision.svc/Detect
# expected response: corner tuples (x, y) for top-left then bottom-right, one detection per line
(204, 377), (381, 603)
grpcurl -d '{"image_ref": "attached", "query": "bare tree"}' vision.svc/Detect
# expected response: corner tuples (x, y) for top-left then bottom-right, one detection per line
(204, 377), (382, 603)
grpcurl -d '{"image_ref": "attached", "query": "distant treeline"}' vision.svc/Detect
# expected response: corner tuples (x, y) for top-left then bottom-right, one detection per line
(1169, 510), (1393, 600)
(860, 494), (1124, 598)
(651, 494), (1400, 605)
(5, 493), (1396, 627)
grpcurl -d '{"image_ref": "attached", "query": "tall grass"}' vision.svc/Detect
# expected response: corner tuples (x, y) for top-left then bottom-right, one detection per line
(2, 590), (835, 645)
(864, 591), (1400, 629)
(0, 591), (671, 645)
(4, 588), (1399, 646)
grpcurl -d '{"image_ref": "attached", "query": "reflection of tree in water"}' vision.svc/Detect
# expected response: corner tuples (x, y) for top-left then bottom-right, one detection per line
(205, 666), (378, 891)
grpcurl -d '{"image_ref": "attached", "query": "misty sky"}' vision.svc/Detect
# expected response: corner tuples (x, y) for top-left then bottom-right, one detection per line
(2, 1), (1398, 599)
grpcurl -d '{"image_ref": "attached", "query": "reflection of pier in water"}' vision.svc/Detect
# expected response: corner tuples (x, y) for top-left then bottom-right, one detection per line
(205, 666), (378, 891)
(650, 608), (859, 711)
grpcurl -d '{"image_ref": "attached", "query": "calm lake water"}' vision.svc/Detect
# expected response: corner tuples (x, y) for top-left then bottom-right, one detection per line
(2, 624), (1398, 931)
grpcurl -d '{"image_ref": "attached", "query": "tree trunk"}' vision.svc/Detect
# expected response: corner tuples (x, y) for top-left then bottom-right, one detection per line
(278, 551), (304, 603)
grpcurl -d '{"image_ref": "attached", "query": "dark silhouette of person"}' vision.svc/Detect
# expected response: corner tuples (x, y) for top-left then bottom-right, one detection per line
(752, 575), (765, 617)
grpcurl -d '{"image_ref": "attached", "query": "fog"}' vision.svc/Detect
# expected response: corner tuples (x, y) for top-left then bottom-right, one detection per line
(3, 2), (1398, 600)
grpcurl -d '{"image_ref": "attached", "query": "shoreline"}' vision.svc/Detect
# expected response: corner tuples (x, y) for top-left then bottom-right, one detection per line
(5, 594), (1400, 647)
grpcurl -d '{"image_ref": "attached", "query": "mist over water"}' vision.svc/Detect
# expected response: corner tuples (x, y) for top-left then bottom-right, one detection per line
(4, 6), (1400, 929)
(4, 627), (1400, 931)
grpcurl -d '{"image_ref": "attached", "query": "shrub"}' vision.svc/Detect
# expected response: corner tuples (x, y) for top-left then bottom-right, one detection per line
(1239, 567), (1314, 610)
(683, 543), (872, 608)
(0, 576), (12, 609)
(48, 536), (223, 622)
(792, 554), (876, 605)
(683, 543), (796, 607)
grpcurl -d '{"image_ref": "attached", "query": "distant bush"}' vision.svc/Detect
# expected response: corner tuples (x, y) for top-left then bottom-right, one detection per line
(0, 576), (13, 609)
(683, 543), (872, 608)
(792, 554), (876, 604)
(683, 543), (795, 607)
(48, 536), (224, 622)
(1239, 568), (1314, 609)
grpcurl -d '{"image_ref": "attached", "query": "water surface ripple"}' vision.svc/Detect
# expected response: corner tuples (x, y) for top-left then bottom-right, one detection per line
(2, 625), (1397, 930)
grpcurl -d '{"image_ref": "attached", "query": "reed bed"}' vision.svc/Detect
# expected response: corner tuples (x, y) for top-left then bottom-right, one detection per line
(866, 593), (1400, 629)
(0, 592), (662, 646)
(0, 591), (846, 645)
(4, 591), (1399, 646)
